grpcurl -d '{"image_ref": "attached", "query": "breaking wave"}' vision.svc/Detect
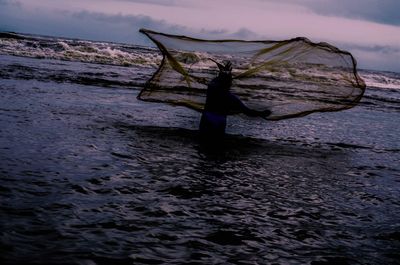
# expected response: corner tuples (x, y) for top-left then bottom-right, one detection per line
(0, 32), (162, 67)
(0, 31), (399, 92)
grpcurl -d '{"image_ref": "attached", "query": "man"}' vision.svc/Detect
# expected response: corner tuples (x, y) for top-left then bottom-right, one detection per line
(199, 61), (271, 138)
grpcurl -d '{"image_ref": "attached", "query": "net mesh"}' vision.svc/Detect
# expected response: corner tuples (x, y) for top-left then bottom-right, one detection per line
(138, 29), (366, 120)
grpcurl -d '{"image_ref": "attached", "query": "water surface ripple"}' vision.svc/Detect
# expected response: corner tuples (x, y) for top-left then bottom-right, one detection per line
(0, 54), (399, 265)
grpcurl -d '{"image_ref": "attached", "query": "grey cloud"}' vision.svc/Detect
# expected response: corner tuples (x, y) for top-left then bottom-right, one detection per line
(0, 1), (248, 44)
(67, 10), (198, 44)
(307, 0), (400, 26)
(111, 0), (181, 6)
(191, 28), (261, 40)
(0, 6), (239, 45)
(228, 28), (260, 40)
(263, 0), (400, 26)
(0, 0), (20, 7)
(70, 11), (177, 30)
(0, 0), (21, 32)
(67, 11), (258, 43)
(344, 44), (400, 55)
(338, 43), (400, 71)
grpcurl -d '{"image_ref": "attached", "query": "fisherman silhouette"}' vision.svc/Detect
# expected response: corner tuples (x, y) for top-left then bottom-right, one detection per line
(199, 61), (271, 138)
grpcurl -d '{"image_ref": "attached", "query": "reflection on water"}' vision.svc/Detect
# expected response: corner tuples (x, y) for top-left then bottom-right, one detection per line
(2, 119), (399, 264)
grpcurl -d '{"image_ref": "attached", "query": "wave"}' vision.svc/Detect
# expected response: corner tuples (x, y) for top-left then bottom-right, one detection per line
(0, 32), (162, 67)
(1, 32), (400, 91)
(360, 70), (400, 90)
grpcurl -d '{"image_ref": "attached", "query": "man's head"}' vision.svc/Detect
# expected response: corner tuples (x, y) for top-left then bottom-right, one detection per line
(217, 61), (233, 89)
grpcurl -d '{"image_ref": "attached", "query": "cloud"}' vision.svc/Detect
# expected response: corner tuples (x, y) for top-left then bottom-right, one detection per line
(67, 10), (190, 44)
(111, 0), (183, 7)
(338, 43), (400, 71)
(70, 11), (263, 41)
(229, 28), (260, 40)
(0, 0), (22, 32)
(314, 0), (400, 26)
(0, 5), (236, 44)
(0, 0), (20, 7)
(262, 0), (400, 26)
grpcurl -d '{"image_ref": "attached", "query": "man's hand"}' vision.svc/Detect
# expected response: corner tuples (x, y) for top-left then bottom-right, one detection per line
(217, 61), (232, 74)
(223, 61), (232, 72)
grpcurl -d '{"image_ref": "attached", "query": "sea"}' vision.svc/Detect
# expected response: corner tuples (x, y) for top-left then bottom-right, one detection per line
(0, 33), (399, 265)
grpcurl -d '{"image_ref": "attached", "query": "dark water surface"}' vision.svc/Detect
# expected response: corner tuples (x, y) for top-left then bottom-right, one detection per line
(0, 50), (400, 264)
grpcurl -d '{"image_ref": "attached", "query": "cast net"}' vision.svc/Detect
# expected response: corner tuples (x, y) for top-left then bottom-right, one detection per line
(138, 29), (366, 120)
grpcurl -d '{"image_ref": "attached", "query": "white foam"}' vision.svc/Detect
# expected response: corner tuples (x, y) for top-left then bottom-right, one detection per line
(361, 72), (400, 89)
(1, 35), (399, 90)
(0, 37), (162, 67)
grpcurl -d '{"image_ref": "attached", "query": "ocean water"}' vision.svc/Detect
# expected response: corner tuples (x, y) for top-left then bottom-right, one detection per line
(0, 33), (399, 265)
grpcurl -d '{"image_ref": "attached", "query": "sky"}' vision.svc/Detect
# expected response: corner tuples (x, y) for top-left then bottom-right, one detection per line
(1, 0), (399, 72)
